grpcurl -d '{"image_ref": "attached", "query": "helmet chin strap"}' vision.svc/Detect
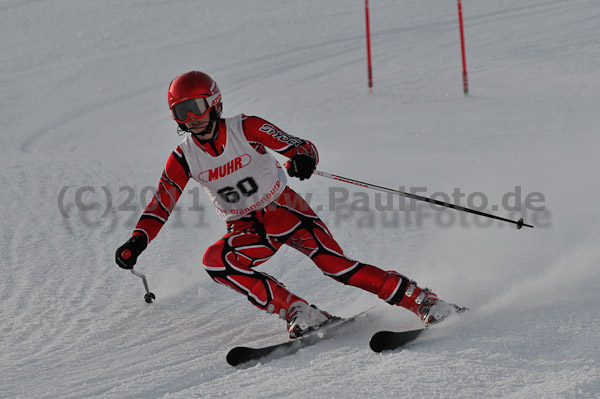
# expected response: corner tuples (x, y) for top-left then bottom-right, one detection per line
(192, 118), (219, 143)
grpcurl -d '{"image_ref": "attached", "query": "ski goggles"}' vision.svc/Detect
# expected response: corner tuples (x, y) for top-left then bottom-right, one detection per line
(171, 92), (221, 123)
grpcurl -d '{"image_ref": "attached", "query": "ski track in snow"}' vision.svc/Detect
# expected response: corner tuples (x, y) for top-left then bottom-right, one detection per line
(1, 1), (599, 398)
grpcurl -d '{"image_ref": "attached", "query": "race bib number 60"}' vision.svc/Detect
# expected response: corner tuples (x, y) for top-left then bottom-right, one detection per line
(217, 177), (259, 203)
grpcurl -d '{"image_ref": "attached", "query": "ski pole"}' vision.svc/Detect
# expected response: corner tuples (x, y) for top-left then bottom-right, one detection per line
(457, 0), (469, 96)
(314, 169), (533, 229)
(130, 268), (156, 303)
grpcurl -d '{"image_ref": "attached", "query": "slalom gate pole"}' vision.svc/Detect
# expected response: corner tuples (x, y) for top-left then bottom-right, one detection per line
(131, 269), (156, 303)
(314, 169), (533, 229)
(457, 0), (469, 95)
(364, 0), (373, 92)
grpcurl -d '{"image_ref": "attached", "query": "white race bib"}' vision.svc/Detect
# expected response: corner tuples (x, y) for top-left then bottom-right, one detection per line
(179, 115), (287, 220)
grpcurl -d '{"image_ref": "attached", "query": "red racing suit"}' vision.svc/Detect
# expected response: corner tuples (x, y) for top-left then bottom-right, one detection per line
(132, 115), (419, 318)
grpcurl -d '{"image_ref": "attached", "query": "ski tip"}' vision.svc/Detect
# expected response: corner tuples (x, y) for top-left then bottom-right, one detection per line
(369, 331), (392, 353)
(369, 328), (427, 353)
(226, 346), (252, 367)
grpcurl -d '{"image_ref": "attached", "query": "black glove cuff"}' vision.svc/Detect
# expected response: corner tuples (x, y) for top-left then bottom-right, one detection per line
(126, 235), (148, 252)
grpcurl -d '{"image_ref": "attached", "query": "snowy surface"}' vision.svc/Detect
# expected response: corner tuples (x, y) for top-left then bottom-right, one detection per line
(2, 1), (599, 398)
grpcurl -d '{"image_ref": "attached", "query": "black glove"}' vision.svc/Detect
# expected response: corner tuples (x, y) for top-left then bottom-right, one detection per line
(286, 154), (316, 180)
(115, 235), (148, 269)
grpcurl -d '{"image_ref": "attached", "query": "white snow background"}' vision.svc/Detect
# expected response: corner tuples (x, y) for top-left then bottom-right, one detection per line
(1, 0), (599, 398)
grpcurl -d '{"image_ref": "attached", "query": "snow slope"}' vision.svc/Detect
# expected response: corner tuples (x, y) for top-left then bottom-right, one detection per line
(1, 0), (599, 398)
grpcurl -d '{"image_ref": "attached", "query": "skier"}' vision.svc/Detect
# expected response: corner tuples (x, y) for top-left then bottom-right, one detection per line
(115, 71), (464, 338)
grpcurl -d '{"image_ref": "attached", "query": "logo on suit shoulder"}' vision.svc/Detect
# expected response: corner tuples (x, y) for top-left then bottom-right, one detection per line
(198, 154), (252, 182)
(259, 124), (305, 147)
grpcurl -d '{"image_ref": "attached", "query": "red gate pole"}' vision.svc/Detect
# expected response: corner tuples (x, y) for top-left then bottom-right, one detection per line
(457, 0), (469, 95)
(365, 0), (373, 93)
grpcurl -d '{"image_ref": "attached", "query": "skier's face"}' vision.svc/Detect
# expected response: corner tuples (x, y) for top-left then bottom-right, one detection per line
(185, 112), (215, 139)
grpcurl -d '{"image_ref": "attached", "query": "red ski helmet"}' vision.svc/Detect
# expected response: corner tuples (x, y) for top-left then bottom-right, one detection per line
(168, 71), (223, 127)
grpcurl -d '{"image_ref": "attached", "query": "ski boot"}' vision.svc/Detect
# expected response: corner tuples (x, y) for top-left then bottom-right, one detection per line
(397, 281), (467, 326)
(285, 300), (338, 338)
(418, 293), (467, 326)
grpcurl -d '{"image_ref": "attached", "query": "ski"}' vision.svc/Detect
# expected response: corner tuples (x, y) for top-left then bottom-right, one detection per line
(369, 328), (427, 352)
(370, 305), (469, 352)
(226, 310), (368, 366)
